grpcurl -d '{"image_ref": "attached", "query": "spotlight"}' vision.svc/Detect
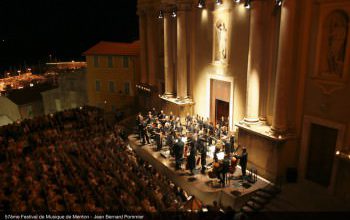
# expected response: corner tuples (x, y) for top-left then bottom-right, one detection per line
(234, 0), (240, 3)
(158, 10), (164, 19)
(244, 0), (251, 9)
(275, 0), (282, 7)
(216, 0), (222, 6)
(336, 150), (340, 155)
(198, 0), (205, 8)
(171, 9), (176, 18)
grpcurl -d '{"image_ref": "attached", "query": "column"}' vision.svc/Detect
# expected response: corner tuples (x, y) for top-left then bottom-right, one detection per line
(138, 10), (148, 84)
(163, 10), (175, 97)
(146, 9), (157, 86)
(244, 0), (264, 123)
(176, 6), (189, 100)
(272, 0), (296, 133)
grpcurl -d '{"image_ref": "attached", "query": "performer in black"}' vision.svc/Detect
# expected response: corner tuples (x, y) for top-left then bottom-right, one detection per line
(197, 134), (207, 174)
(223, 138), (231, 155)
(174, 134), (184, 170)
(229, 133), (235, 153)
(235, 147), (248, 178)
(220, 154), (230, 186)
(136, 113), (143, 140)
(167, 131), (175, 156)
(187, 136), (196, 175)
(155, 124), (163, 151)
(140, 119), (150, 145)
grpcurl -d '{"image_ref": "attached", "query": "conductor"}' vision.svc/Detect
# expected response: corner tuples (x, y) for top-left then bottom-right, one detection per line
(235, 147), (248, 178)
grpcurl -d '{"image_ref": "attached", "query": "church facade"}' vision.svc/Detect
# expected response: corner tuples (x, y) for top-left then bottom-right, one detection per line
(137, 0), (350, 201)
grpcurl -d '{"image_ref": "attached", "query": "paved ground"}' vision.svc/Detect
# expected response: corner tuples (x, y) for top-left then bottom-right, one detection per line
(264, 180), (350, 212)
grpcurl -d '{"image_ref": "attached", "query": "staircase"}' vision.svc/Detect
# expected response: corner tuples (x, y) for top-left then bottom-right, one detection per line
(236, 184), (283, 218)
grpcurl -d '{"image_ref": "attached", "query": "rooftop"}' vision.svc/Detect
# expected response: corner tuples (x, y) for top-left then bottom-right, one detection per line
(83, 40), (140, 56)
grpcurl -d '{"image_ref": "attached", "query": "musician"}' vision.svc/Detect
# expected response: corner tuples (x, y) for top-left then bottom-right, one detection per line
(187, 136), (196, 175)
(214, 140), (222, 161)
(185, 113), (192, 127)
(136, 113), (143, 139)
(175, 121), (183, 133)
(221, 126), (228, 137)
(155, 123), (163, 151)
(223, 137), (231, 155)
(220, 154), (230, 186)
(166, 131), (175, 156)
(140, 119), (150, 145)
(151, 107), (157, 116)
(158, 110), (165, 120)
(219, 116), (225, 128)
(229, 133), (235, 153)
(174, 134), (184, 170)
(235, 147), (248, 178)
(169, 111), (174, 121)
(215, 124), (221, 139)
(197, 133), (207, 174)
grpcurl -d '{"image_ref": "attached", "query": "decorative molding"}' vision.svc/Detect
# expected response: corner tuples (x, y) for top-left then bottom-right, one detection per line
(314, 79), (346, 94)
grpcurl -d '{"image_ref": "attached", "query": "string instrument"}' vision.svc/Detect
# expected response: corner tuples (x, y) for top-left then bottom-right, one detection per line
(229, 156), (238, 174)
(208, 161), (223, 179)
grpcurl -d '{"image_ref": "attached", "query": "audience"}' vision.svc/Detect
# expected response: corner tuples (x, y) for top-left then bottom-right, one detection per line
(0, 107), (193, 212)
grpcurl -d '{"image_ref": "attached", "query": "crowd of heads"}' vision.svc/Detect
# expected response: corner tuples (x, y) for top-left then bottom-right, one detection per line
(0, 106), (197, 212)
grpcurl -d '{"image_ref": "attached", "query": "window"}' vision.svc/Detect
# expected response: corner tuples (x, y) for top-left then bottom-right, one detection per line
(108, 56), (113, 68)
(93, 56), (99, 67)
(124, 82), (130, 95)
(95, 80), (101, 92)
(109, 81), (115, 93)
(123, 56), (129, 68)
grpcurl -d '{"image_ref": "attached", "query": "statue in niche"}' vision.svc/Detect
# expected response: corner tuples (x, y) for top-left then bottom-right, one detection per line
(323, 10), (349, 77)
(215, 20), (227, 62)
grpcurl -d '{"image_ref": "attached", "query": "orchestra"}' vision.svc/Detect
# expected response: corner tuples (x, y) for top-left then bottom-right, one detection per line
(136, 108), (247, 187)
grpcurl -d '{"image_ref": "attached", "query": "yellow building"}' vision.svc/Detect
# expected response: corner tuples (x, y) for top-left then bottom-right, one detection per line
(83, 41), (140, 112)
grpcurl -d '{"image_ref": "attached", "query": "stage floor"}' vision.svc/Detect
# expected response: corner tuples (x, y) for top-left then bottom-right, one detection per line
(128, 134), (269, 210)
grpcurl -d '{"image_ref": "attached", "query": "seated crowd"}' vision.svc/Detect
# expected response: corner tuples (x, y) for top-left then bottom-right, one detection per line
(0, 107), (194, 212)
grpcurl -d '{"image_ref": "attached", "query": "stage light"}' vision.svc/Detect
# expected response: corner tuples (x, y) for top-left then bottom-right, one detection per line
(216, 0), (222, 6)
(336, 150), (340, 155)
(244, 0), (251, 9)
(234, 0), (241, 3)
(171, 9), (177, 18)
(158, 10), (164, 19)
(198, 0), (205, 8)
(275, 0), (282, 7)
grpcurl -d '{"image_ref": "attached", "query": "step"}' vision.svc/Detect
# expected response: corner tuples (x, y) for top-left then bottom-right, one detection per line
(246, 201), (263, 211)
(261, 185), (281, 195)
(251, 196), (269, 205)
(255, 190), (274, 199)
(241, 205), (255, 213)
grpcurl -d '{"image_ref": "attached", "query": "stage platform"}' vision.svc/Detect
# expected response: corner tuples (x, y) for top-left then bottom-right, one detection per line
(128, 134), (270, 210)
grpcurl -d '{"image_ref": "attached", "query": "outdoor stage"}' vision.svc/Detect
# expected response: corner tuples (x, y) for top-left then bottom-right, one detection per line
(128, 134), (270, 210)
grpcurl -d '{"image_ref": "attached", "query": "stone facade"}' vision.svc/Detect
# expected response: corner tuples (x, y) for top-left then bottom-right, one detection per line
(138, 0), (350, 201)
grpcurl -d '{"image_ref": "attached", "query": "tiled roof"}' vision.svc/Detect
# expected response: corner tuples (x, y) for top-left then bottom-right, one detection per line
(83, 40), (140, 56)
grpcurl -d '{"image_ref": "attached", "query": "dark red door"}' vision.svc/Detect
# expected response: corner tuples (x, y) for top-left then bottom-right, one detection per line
(215, 99), (229, 126)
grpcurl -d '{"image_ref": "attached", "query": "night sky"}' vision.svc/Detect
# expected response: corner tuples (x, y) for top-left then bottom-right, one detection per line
(0, 0), (139, 73)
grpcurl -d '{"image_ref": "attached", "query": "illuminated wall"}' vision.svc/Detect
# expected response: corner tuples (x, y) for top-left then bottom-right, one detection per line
(192, 1), (250, 128)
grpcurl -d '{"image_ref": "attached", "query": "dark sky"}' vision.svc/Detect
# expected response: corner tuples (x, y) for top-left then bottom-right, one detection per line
(0, 0), (139, 72)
